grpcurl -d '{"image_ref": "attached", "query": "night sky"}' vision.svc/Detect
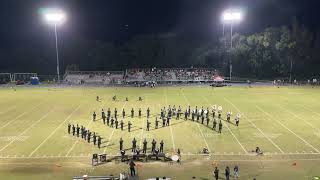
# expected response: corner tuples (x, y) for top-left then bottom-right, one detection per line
(0, 0), (319, 72)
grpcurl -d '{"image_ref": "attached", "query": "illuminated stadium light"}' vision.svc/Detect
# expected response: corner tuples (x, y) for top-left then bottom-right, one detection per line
(43, 9), (66, 25)
(41, 8), (66, 83)
(221, 9), (243, 81)
(222, 10), (243, 23)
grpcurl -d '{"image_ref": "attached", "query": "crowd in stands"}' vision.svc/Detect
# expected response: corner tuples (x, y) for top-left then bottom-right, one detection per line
(64, 68), (221, 84)
(64, 68), (219, 85)
(64, 71), (124, 85)
(175, 68), (217, 81)
(125, 68), (218, 82)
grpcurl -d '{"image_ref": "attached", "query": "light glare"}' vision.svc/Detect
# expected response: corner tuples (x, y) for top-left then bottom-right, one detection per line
(222, 10), (243, 23)
(43, 9), (66, 24)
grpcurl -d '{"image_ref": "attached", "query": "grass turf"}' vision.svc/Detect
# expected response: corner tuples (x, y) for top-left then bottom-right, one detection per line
(0, 85), (320, 179)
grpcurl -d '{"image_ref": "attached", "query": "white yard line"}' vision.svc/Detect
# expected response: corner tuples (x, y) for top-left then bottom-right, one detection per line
(196, 123), (211, 150)
(66, 110), (96, 157)
(224, 98), (285, 154)
(199, 95), (247, 154)
(180, 90), (211, 153)
(66, 93), (113, 156)
(278, 105), (320, 133)
(168, 125), (176, 150)
(220, 117), (248, 154)
(103, 101), (127, 154)
(0, 101), (45, 130)
(0, 109), (54, 152)
(28, 104), (82, 157)
(297, 105), (320, 118)
(103, 128), (116, 154)
(280, 95), (320, 118)
(164, 88), (176, 151)
(256, 105), (320, 153)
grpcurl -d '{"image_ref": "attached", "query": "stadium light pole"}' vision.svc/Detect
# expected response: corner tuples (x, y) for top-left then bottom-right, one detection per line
(221, 10), (243, 81)
(43, 9), (66, 83)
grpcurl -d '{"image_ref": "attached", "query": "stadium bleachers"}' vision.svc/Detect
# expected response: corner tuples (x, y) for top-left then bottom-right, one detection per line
(64, 71), (124, 85)
(63, 68), (220, 85)
(125, 68), (219, 82)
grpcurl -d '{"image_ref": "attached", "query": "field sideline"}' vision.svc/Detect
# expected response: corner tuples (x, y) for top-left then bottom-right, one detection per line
(0, 85), (320, 179)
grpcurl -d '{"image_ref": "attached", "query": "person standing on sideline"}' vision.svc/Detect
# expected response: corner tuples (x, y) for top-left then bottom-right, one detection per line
(213, 167), (219, 180)
(128, 159), (136, 176)
(225, 166), (230, 180)
(234, 165), (239, 178)
(160, 140), (164, 153)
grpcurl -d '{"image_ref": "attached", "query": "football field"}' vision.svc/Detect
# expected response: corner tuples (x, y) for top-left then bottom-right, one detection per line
(0, 85), (320, 179)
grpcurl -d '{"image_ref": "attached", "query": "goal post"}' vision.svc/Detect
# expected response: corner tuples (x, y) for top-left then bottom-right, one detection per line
(0, 73), (12, 84)
(13, 73), (37, 82)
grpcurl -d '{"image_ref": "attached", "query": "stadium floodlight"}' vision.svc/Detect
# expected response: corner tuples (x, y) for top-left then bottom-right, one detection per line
(222, 11), (243, 23)
(42, 8), (66, 83)
(221, 9), (243, 47)
(221, 9), (243, 81)
(43, 9), (66, 25)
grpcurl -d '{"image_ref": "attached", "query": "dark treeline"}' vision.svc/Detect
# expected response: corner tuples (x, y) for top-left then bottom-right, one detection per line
(222, 19), (320, 79)
(1, 20), (319, 79)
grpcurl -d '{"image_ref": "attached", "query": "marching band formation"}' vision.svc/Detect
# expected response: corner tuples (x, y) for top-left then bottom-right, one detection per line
(67, 96), (242, 155)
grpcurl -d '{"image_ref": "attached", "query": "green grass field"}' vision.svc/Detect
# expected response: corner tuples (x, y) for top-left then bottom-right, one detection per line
(0, 85), (320, 180)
